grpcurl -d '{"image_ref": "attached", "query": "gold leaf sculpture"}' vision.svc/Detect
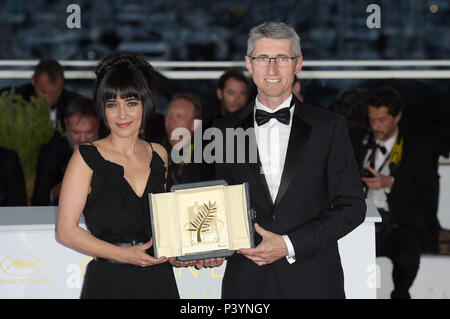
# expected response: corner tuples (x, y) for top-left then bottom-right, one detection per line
(187, 201), (217, 243)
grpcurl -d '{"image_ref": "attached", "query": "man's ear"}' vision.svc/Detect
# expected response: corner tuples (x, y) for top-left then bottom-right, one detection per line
(295, 56), (303, 75)
(245, 55), (253, 75)
(31, 76), (36, 87)
(395, 111), (402, 124)
(216, 88), (223, 100)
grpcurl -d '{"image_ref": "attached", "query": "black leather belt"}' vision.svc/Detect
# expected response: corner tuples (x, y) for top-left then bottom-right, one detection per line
(94, 241), (146, 264)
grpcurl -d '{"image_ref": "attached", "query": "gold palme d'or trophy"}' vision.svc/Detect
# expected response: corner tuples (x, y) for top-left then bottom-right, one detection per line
(186, 201), (220, 245)
(149, 180), (255, 261)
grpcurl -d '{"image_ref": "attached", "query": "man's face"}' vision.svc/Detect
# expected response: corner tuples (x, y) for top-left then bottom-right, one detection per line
(245, 38), (302, 108)
(64, 114), (99, 147)
(368, 105), (401, 141)
(217, 77), (248, 115)
(165, 98), (195, 145)
(32, 73), (63, 108)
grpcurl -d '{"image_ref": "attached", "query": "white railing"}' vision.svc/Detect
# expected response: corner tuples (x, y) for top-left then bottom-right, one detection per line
(1, 60), (450, 79)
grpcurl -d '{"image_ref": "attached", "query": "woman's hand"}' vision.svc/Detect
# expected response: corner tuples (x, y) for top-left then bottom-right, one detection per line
(121, 239), (168, 267)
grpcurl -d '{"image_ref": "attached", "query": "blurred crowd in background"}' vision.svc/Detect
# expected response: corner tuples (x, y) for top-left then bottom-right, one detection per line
(0, 0), (450, 298)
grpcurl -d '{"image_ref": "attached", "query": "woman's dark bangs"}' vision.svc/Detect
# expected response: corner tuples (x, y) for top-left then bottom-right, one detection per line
(100, 68), (146, 102)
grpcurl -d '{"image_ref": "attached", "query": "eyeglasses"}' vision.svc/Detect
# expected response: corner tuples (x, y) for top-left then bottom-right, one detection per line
(249, 55), (297, 67)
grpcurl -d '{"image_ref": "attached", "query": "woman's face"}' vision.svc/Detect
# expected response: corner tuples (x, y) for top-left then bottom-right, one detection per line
(104, 95), (143, 138)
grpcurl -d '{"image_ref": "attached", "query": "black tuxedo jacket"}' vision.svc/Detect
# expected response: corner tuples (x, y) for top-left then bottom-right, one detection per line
(352, 130), (437, 242)
(0, 147), (27, 206)
(213, 96), (366, 298)
(31, 131), (73, 206)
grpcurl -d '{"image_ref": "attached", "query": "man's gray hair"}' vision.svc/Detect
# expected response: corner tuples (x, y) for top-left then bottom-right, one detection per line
(247, 21), (302, 57)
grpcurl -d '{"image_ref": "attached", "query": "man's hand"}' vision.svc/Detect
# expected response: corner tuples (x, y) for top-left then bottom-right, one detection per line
(168, 258), (197, 268)
(237, 223), (288, 266)
(362, 166), (394, 190)
(194, 258), (225, 270)
(169, 257), (223, 269)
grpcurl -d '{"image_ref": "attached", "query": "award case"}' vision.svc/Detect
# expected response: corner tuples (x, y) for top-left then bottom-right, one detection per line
(148, 180), (255, 261)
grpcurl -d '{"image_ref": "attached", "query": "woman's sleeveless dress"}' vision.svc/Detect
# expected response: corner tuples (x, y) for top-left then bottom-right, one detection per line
(78, 144), (179, 299)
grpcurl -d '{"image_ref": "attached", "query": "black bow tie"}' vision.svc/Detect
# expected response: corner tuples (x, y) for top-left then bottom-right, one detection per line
(370, 143), (386, 155)
(377, 144), (387, 155)
(255, 107), (291, 126)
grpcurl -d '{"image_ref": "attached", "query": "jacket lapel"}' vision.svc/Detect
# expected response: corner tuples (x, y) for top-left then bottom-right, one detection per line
(273, 98), (312, 208)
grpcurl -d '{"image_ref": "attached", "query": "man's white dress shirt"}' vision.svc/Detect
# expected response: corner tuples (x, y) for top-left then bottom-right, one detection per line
(254, 94), (296, 264)
(364, 130), (398, 211)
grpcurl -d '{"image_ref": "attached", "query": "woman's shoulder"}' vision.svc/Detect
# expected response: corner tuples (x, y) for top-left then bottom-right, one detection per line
(87, 138), (110, 150)
(144, 141), (168, 165)
(65, 145), (94, 175)
(150, 142), (167, 155)
(76, 138), (109, 171)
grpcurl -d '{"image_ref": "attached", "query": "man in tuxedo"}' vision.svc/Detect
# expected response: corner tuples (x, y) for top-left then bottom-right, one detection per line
(353, 86), (436, 298)
(359, 79), (450, 254)
(214, 21), (366, 298)
(32, 96), (99, 205)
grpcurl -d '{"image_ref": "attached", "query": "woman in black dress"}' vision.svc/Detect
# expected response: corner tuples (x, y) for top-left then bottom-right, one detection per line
(56, 52), (195, 298)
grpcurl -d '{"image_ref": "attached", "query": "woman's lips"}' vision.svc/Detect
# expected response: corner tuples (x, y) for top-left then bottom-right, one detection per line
(116, 121), (132, 128)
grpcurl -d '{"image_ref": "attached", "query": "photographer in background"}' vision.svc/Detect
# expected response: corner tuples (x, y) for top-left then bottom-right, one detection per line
(353, 86), (437, 299)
